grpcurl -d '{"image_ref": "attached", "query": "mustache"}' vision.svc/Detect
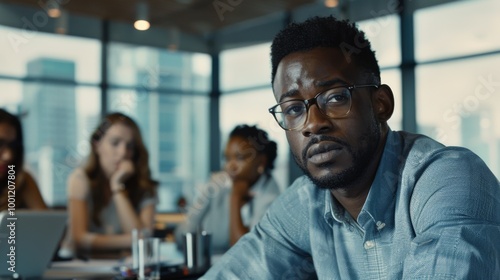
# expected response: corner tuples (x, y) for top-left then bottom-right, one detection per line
(301, 135), (350, 163)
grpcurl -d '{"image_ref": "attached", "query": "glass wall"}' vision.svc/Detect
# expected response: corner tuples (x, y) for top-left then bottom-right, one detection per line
(357, 15), (401, 68)
(220, 42), (272, 92)
(415, 0), (500, 62)
(108, 43), (211, 93)
(415, 0), (500, 178)
(0, 25), (101, 83)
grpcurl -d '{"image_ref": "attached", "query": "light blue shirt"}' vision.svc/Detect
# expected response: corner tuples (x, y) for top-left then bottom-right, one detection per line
(202, 131), (500, 279)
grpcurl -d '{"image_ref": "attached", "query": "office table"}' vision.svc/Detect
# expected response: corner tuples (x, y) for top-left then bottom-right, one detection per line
(43, 242), (218, 279)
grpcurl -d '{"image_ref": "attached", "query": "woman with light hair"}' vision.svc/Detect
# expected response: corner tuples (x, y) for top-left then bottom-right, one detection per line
(65, 112), (157, 257)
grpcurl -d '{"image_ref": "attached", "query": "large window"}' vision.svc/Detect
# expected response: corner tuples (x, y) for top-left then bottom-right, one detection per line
(0, 25), (101, 83)
(220, 42), (272, 92)
(416, 55), (500, 178)
(415, 0), (500, 178)
(108, 43), (211, 93)
(357, 15), (401, 68)
(415, 0), (500, 62)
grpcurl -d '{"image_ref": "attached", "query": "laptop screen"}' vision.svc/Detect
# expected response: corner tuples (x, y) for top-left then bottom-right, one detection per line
(0, 210), (67, 278)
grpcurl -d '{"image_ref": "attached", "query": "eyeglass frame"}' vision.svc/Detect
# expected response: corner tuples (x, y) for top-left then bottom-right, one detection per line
(268, 84), (379, 131)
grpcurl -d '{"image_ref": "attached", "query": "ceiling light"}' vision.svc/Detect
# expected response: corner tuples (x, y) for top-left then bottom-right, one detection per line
(134, 20), (150, 31)
(324, 0), (339, 8)
(134, 1), (150, 31)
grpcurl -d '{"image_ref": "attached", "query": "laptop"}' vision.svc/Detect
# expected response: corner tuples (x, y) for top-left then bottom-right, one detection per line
(0, 210), (67, 279)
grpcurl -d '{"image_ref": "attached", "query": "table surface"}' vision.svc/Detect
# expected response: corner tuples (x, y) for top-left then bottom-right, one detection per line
(43, 242), (221, 280)
(44, 259), (118, 279)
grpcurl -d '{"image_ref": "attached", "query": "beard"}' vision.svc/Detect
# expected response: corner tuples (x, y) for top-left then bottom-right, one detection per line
(294, 118), (381, 190)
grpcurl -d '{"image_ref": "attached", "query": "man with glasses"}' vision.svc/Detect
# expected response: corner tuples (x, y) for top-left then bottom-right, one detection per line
(202, 16), (500, 279)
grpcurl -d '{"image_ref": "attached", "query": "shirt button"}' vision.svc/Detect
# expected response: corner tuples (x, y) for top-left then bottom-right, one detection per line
(364, 240), (375, 250)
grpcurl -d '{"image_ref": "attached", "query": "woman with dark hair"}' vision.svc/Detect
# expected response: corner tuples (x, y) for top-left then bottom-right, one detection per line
(0, 109), (47, 211)
(65, 112), (157, 256)
(176, 124), (281, 253)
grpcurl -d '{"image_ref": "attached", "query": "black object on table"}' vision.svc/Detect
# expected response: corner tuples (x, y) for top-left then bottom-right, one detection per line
(113, 264), (208, 280)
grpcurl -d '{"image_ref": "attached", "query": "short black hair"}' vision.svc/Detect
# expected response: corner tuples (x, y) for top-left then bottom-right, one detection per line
(271, 16), (380, 85)
(229, 124), (278, 172)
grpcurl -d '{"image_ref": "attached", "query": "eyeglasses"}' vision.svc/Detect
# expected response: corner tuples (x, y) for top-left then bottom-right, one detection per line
(268, 84), (378, 131)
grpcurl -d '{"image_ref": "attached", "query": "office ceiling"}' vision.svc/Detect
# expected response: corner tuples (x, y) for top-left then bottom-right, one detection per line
(7, 0), (317, 35)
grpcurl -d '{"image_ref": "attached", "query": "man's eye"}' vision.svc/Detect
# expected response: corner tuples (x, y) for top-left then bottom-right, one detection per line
(324, 89), (349, 105)
(327, 94), (348, 102)
(283, 103), (305, 116)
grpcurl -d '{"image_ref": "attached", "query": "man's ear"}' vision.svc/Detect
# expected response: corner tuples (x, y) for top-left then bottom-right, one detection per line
(258, 154), (268, 171)
(372, 84), (394, 123)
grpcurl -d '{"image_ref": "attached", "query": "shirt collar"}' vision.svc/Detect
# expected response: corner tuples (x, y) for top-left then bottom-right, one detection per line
(358, 130), (401, 228)
(324, 130), (402, 227)
(323, 189), (340, 227)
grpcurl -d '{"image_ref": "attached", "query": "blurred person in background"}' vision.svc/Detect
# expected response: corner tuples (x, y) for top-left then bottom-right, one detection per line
(0, 108), (47, 211)
(64, 112), (157, 258)
(176, 124), (281, 254)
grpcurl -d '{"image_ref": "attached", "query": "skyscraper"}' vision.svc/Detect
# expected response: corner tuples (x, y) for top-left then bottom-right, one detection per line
(23, 57), (77, 206)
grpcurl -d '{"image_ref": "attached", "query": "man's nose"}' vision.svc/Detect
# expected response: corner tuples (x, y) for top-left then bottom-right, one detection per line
(301, 104), (334, 137)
